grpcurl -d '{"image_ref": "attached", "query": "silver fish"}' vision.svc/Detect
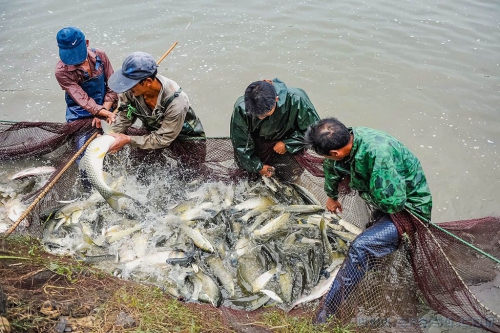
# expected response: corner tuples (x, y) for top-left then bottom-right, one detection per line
(206, 256), (235, 297)
(10, 166), (56, 180)
(253, 212), (290, 239)
(289, 183), (322, 206)
(79, 120), (134, 211)
(271, 204), (324, 214)
(191, 264), (222, 307)
(180, 224), (215, 253)
(260, 289), (283, 303)
(288, 264), (341, 311)
(337, 215), (363, 235)
(233, 196), (274, 211)
(252, 266), (278, 293)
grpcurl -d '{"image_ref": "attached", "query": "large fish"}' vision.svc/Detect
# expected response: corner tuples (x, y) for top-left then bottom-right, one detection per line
(10, 166), (56, 180)
(79, 120), (134, 211)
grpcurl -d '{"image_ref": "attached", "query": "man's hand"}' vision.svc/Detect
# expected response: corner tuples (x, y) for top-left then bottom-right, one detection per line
(259, 165), (275, 177)
(273, 141), (287, 155)
(326, 197), (342, 213)
(92, 109), (116, 128)
(107, 133), (131, 153)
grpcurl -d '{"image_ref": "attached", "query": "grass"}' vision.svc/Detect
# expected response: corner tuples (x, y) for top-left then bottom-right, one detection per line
(1, 235), (354, 333)
(260, 310), (353, 333)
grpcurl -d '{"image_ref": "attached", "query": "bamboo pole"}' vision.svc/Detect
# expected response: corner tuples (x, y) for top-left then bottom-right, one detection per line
(2, 41), (178, 237)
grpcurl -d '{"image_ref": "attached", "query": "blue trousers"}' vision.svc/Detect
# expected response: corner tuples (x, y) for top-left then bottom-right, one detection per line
(316, 214), (400, 322)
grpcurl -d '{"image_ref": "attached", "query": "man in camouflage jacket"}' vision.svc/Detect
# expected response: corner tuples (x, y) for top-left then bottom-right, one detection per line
(230, 78), (320, 177)
(304, 117), (432, 322)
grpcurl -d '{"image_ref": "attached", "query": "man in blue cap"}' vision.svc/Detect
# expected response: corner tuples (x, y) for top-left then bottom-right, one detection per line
(55, 26), (117, 126)
(107, 51), (204, 152)
(55, 27), (118, 189)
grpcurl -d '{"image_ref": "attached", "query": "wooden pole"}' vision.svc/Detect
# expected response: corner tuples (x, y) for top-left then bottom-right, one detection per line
(3, 41), (178, 237)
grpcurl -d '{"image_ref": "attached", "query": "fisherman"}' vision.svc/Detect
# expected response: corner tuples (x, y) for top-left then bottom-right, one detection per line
(230, 79), (320, 177)
(106, 51), (205, 153)
(55, 26), (118, 188)
(304, 117), (433, 323)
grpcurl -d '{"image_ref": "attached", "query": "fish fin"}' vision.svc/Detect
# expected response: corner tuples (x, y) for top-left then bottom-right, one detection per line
(100, 119), (115, 134)
(106, 191), (137, 211)
(102, 171), (114, 184)
(54, 217), (68, 231)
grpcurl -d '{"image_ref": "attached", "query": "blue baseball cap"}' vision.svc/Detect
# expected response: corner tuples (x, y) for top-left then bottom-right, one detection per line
(56, 27), (87, 65)
(108, 52), (158, 93)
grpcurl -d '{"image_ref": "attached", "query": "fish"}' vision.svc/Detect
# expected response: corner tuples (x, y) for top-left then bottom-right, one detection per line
(232, 196), (274, 211)
(278, 264), (294, 303)
(0, 177), (36, 202)
(54, 209), (84, 231)
(251, 267), (278, 293)
(240, 206), (268, 223)
(179, 224), (215, 253)
(10, 166), (56, 180)
(288, 264), (342, 311)
(223, 184), (235, 208)
(78, 253), (118, 263)
(229, 293), (271, 311)
(180, 202), (218, 221)
(337, 216), (363, 235)
(320, 217), (336, 264)
(262, 176), (278, 192)
(271, 204), (324, 214)
(192, 264), (222, 307)
(79, 120), (135, 211)
(105, 223), (143, 243)
(5, 198), (26, 222)
(330, 229), (358, 242)
(260, 289), (283, 303)
(165, 250), (196, 267)
(123, 250), (184, 274)
(289, 183), (322, 206)
(206, 256), (235, 297)
(247, 210), (274, 232)
(253, 212), (290, 239)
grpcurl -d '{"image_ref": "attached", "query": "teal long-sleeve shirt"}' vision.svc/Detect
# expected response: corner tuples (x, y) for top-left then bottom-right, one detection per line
(324, 127), (432, 222)
(230, 78), (321, 173)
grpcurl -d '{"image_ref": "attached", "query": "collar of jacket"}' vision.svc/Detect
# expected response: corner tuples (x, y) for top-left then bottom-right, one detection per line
(343, 127), (357, 164)
(272, 78), (287, 108)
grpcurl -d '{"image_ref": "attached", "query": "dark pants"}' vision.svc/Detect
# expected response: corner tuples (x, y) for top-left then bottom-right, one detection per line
(316, 214), (400, 323)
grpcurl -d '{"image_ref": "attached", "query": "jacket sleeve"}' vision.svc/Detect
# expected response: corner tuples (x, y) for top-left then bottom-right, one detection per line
(368, 155), (407, 213)
(324, 159), (342, 200)
(282, 93), (320, 153)
(230, 98), (263, 173)
(110, 93), (135, 134)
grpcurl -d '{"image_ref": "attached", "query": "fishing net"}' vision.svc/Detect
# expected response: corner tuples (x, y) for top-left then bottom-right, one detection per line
(0, 119), (499, 333)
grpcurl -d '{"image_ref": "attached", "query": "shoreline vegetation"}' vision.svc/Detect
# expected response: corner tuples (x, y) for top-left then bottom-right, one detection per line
(0, 235), (351, 333)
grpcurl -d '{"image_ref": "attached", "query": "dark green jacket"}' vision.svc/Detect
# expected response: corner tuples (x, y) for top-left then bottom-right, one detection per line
(230, 78), (320, 173)
(324, 127), (432, 222)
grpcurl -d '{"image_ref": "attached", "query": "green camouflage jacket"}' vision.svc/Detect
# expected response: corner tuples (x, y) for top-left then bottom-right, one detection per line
(230, 78), (320, 173)
(324, 127), (432, 222)
(111, 75), (204, 150)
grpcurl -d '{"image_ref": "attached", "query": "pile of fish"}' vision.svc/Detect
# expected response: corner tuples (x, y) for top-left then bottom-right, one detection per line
(37, 168), (362, 312)
(0, 165), (56, 232)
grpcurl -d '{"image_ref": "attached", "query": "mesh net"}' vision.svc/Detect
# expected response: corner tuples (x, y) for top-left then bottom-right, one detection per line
(0, 119), (499, 333)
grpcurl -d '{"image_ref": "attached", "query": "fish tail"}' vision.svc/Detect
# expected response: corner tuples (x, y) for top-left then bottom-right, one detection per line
(106, 191), (136, 211)
(100, 119), (115, 134)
